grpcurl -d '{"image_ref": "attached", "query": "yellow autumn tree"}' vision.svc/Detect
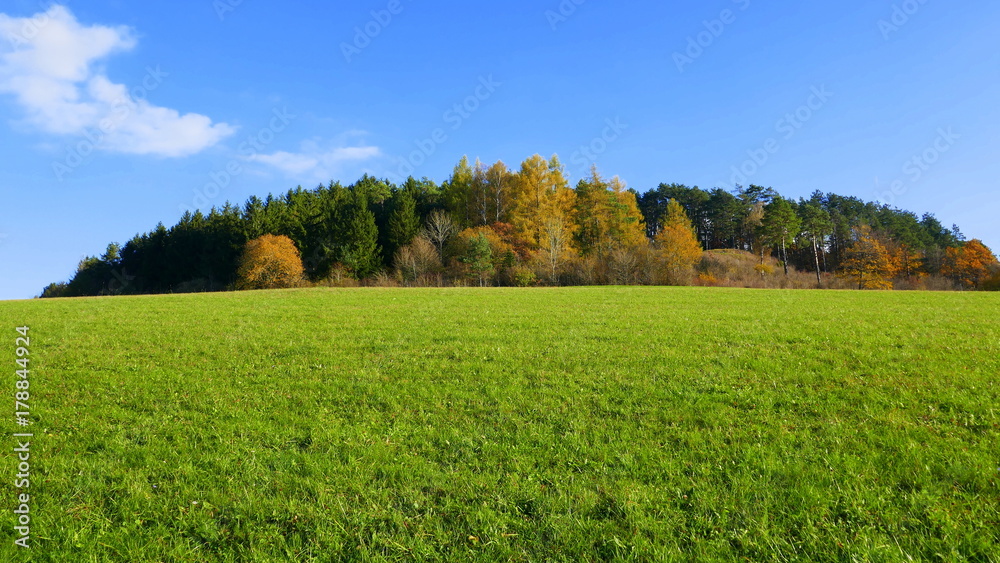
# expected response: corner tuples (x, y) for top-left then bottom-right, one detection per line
(838, 226), (894, 290)
(887, 241), (924, 281)
(655, 199), (703, 284)
(236, 234), (305, 290)
(573, 167), (645, 258)
(510, 154), (577, 251)
(943, 239), (999, 289)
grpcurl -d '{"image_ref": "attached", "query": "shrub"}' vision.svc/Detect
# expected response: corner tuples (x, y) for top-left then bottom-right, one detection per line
(511, 267), (537, 287)
(696, 273), (720, 287)
(395, 236), (442, 284)
(236, 235), (305, 290)
(983, 268), (1000, 292)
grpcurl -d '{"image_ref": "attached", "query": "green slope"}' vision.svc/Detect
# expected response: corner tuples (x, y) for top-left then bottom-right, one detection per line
(1, 287), (998, 562)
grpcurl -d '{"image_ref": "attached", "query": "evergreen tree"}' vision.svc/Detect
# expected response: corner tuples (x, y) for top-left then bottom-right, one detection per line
(760, 197), (801, 275)
(798, 201), (833, 285)
(462, 233), (494, 287)
(341, 193), (382, 279)
(386, 191), (421, 264)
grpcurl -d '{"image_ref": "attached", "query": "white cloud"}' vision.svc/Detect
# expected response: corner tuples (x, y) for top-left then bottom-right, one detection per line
(252, 137), (382, 181)
(0, 5), (233, 157)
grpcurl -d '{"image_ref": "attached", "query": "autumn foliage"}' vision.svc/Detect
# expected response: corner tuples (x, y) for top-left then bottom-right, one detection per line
(236, 235), (305, 290)
(51, 153), (995, 296)
(838, 226), (895, 290)
(655, 200), (703, 284)
(943, 239), (999, 290)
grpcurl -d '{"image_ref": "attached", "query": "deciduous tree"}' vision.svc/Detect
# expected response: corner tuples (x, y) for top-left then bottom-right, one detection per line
(424, 209), (458, 261)
(838, 226), (894, 290)
(655, 199), (703, 285)
(943, 239), (999, 289)
(394, 236), (442, 283)
(236, 234), (304, 290)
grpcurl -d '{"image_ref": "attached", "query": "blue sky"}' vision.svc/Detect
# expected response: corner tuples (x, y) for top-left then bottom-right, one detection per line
(1, 0), (998, 299)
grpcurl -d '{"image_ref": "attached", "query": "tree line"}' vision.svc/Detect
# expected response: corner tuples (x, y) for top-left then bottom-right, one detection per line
(40, 154), (999, 297)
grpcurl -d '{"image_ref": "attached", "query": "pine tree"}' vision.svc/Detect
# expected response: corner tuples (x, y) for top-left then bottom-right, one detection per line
(760, 197), (801, 276)
(462, 233), (495, 287)
(386, 191), (420, 263)
(341, 193), (382, 279)
(799, 201), (833, 285)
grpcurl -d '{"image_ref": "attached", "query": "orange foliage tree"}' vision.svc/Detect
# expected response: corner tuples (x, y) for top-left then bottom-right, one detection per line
(943, 239), (999, 289)
(655, 199), (703, 284)
(838, 226), (894, 290)
(888, 242), (924, 281)
(236, 234), (305, 290)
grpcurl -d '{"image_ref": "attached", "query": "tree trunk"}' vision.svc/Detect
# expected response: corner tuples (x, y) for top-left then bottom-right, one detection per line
(812, 236), (822, 286)
(781, 238), (789, 276)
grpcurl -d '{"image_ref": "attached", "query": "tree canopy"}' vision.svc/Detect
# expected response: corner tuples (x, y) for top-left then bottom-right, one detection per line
(41, 154), (991, 297)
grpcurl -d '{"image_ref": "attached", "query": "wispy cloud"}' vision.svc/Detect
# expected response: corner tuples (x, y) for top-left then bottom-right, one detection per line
(0, 5), (233, 157)
(251, 135), (381, 181)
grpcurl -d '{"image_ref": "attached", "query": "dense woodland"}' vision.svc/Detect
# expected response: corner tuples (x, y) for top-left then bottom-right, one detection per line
(41, 154), (999, 297)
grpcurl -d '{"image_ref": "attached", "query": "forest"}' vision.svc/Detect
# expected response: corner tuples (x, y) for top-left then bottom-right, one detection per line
(40, 154), (1000, 297)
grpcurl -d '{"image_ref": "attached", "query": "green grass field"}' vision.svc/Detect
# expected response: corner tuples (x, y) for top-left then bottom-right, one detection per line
(1, 287), (998, 562)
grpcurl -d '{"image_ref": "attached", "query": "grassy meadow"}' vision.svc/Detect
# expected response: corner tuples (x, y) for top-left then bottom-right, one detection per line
(1, 287), (998, 562)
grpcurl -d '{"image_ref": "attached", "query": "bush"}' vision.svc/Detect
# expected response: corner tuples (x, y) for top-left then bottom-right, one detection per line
(395, 236), (442, 284)
(696, 273), (720, 287)
(983, 270), (1000, 291)
(39, 282), (70, 299)
(511, 267), (537, 287)
(236, 235), (305, 290)
(315, 265), (360, 288)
